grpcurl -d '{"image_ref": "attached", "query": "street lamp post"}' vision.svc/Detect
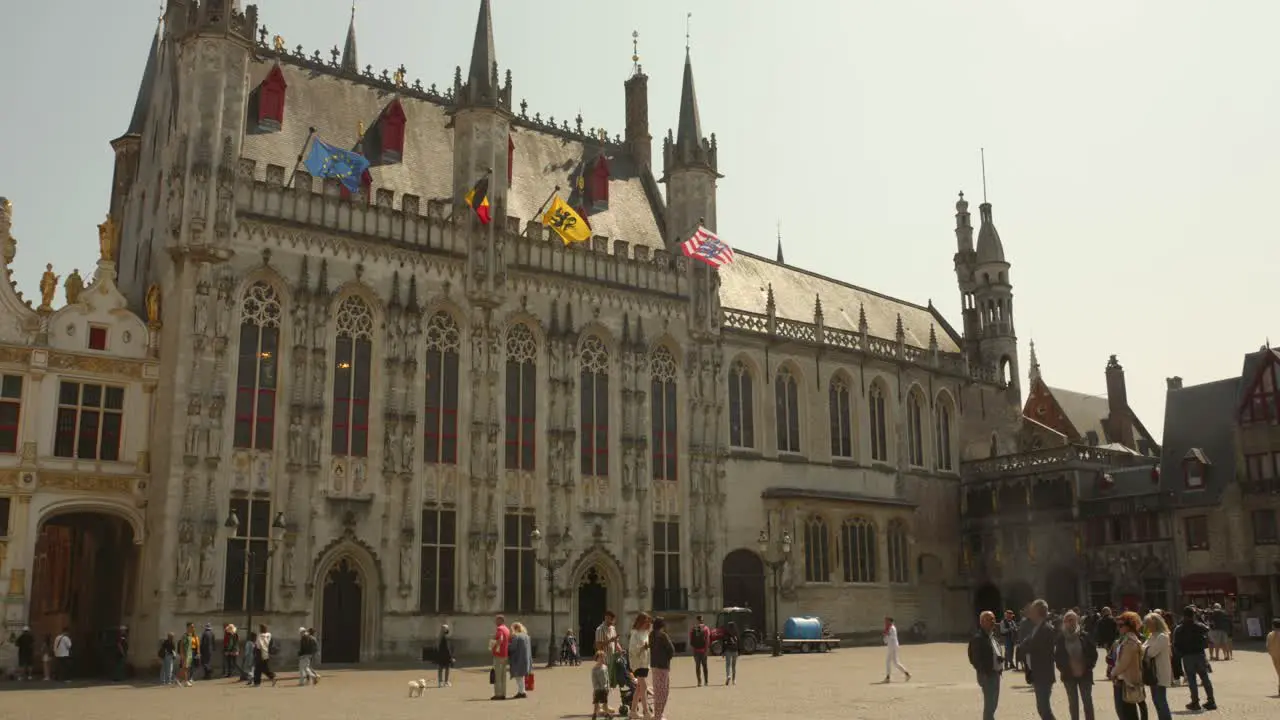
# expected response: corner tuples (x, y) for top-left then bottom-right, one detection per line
(757, 529), (792, 657)
(224, 509), (288, 677)
(531, 525), (574, 668)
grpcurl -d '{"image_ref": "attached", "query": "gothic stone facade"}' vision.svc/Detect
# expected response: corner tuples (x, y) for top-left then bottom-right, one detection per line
(5, 1), (1023, 663)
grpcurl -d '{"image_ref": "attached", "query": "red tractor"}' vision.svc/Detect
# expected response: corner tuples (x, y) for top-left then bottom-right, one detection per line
(707, 606), (762, 656)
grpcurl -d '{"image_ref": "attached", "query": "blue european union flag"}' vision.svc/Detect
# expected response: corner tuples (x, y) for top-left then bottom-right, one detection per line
(304, 138), (371, 194)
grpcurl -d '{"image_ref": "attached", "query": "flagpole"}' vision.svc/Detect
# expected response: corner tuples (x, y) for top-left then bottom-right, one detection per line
(534, 186), (560, 219)
(290, 126), (318, 189)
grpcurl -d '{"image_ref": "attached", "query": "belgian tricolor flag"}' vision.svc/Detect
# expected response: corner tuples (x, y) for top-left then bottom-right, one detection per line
(464, 174), (492, 225)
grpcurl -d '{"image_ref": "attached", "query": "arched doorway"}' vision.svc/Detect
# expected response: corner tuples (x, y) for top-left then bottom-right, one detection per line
(29, 510), (138, 678)
(721, 549), (766, 636)
(1045, 566), (1080, 611)
(321, 558), (363, 663)
(974, 583), (1003, 616)
(577, 567), (608, 656)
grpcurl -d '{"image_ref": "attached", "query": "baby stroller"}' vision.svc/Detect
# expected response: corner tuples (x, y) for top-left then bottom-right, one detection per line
(560, 633), (580, 665)
(613, 652), (637, 717)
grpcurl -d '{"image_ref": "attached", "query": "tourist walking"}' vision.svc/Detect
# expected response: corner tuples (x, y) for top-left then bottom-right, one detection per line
(1053, 610), (1097, 720)
(176, 623), (197, 687)
(434, 624), (454, 687)
(199, 623), (215, 679)
(52, 627), (73, 682)
(490, 614), (511, 700)
(222, 624), (240, 678)
(297, 627), (320, 686)
(1000, 611), (1019, 670)
(252, 623), (277, 686)
(1172, 606), (1216, 711)
(595, 610), (621, 712)
(967, 611), (1003, 720)
(1023, 599), (1058, 720)
(1142, 613), (1173, 720)
(509, 622), (532, 700)
(1207, 604), (1232, 662)
(1111, 612), (1146, 720)
(15, 626), (34, 681)
(629, 612), (654, 717)
(650, 617), (676, 720)
(158, 632), (177, 686)
(1265, 618), (1280, 696)
(688, 614), (710, 686)
(883, 616), (911, 683)
(721, 620), (740, 685)
(1095, 607), (1118, 649)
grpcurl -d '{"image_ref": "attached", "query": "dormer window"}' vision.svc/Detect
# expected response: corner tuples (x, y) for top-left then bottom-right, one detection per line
(88, 325), (108, 351)
(1085, 430), (1099, 446)
(251, 64), (288, 133)
(1186, 462), (1204, 489)
(587, 154), (610, 213)
(363, 99), (407, 165)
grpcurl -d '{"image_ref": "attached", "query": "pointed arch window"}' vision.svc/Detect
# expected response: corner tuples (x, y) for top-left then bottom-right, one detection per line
(803, 515), (831, 582)
(936, 400), (953, 471)
(580, 336), (610, 477)
(233, 282), (282, 450)
(331, 296), (374, 457)
(869, 383), (888, 462)
(423, 312), (461, 465)
(906, 391), (925, 467)
(841, 518), (877, 583)
(829, 377), (853, 458)
(887, 520), (910, 584)
(504, 324), (537, 470)
(775, 366), (801, 454)
(651, 346), (678, 481)
(728, 361), (755, 448)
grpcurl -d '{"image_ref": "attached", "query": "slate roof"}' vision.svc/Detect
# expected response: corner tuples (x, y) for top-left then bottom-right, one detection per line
(1157, 377), (1238, 506)
(1235, 347), (1280, 407)
(239, 51), (959, 352)
(1047, 387), (1110, 443)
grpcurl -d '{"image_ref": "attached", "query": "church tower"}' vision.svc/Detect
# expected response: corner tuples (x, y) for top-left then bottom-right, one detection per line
(450, 0), (514, 305)
(661, 49), (720, 242)
(954, 192), (1020, 402)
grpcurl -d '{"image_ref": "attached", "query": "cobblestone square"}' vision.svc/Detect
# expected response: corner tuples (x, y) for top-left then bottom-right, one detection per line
(4, 643), (1279, 720)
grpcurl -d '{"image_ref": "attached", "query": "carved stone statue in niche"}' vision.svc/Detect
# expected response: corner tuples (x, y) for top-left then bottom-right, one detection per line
(206, 397), (225, 458)
(401, 427), (414, 472)
(292, 302), (308, 348)
(311, 361), (324, 400)
(468, 536), (483, 595)
(388, 326), (402, 362)
(199, 536), (216, 586)
(184, 396), (203, 457)
(399, 544), (413, 588)
(282, 545), (296, 586)
(194, 273), (211, 337)
(176, 541), (194, 587)
(307, 419), (322, 465)
(384, 430), (399, 474)
(352, 460), (366, 494)
(214, 274), (233, 339)
(288, 417), (303, 463)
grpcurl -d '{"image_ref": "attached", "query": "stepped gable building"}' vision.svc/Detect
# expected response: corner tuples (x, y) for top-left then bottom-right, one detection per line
(1165, 347), (1280, 632)
(962, 352), (1164, 616)
(2, 0), (1025, 666)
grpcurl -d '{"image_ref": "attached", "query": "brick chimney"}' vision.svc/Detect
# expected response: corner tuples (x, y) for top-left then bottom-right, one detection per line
(1166, 376), (1183, 391)
(1104, 355), (1135, 449)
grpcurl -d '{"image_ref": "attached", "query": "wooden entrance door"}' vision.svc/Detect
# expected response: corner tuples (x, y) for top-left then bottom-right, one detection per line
(321, 559), (362, 663)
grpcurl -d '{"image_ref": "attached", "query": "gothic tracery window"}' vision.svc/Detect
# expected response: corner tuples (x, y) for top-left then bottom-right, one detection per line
(869, 381), (888, 462)
(887, 520), (910, 584)
(936, 398), (954, 471)
(728, 360), (755, 448)
(234, 282), (281, 450)
(841, 517), (877, 583)
(803, 515), (831, 582)
(580, 335), (610, 477)
(775, 366), (801, 454)
(504, 324), (537, 470)
(829, 376), (853, 458)
(331, 296), (374, 457)
(651, 346), (678, 481)
(423, 312), (461, 465)
(906, 389), (925, 467)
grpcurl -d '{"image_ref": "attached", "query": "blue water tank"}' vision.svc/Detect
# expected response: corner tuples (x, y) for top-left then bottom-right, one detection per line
(783, 616), (823, 641)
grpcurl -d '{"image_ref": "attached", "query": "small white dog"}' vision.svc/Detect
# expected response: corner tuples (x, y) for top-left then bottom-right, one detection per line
(408, 678), (428, 697)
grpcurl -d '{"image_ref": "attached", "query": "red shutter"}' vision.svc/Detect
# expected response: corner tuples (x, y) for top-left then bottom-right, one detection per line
(257, 65), (288, 132)
(378, 99), (407, 164)
(589, 155), (610, 213)
(507, 134), (515, 186)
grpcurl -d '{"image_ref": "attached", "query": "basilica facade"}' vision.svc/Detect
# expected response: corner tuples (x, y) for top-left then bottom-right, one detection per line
(0, 0), (1024, 668)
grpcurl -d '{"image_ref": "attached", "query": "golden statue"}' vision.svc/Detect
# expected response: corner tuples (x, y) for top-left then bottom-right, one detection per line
(272, 35), (286, 52)
(38, 263), (58, 311)
(97, 214), (118, 263)
(145, 283), (162, 326)
(393, 67), (406, 87)
(0, 197), (14, 265)
(64, 269), (84, 305)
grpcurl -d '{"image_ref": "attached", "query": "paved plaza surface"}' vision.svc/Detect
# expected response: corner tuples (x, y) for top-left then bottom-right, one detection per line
(3, 643), (1279, 720)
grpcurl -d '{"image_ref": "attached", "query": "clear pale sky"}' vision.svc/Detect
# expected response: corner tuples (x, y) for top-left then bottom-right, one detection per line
(2, 0), (1275, 439)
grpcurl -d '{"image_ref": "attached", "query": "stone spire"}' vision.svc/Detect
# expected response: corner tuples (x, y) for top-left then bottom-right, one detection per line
(341, 5), (359, 73)
(467, 0), (497, 100)
(676, 50), (702, 151)
(954, 191), (973, 254)
(975, 201), (1006, 265)
(775, 223), (785, 264)
(1028, 339), (1041, 383)
(122, 20), (161, 139)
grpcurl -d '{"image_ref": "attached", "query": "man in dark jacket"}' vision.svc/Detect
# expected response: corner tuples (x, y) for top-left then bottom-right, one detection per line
(15, 626), (35, 680)
(1024, 599), (1059, 720)
(1173, 606), (1216, 711)
(968, 611), (1004, 720)
(199, 624), (215, 679)
(1094, 607), (1118, 649)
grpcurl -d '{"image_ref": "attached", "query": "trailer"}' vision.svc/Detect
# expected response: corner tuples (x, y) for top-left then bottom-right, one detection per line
(780, 616), (840, 653)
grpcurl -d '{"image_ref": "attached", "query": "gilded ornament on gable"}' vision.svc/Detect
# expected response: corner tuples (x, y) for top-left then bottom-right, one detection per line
(146, 284), (162, 326)
(38, 263), (58, 311)
(97, 214), (119, 263)
(64, 269), (84, 305)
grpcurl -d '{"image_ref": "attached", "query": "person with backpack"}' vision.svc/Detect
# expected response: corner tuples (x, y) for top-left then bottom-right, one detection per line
(297, 627), (320, 686)
(253, 623), (278, 687)
(688, 614), (710, 686)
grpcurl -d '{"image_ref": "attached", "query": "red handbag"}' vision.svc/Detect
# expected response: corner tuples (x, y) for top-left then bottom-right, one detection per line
(525, 673), (535, 691)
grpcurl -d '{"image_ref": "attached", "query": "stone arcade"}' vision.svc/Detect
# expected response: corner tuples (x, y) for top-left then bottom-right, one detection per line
(1, 0), (1025, 666)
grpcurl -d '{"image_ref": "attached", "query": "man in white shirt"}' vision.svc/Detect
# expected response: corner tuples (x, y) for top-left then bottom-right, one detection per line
(883, 616), (911, 683)
(53, 626), (73, 682)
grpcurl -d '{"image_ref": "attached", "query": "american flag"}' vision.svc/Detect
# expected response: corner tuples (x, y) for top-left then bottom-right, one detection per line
(680, 226), (736, 268)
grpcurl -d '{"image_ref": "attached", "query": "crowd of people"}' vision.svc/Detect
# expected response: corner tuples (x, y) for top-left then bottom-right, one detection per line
(154, 623), (318, 688)
(969, 598), (1280, 720)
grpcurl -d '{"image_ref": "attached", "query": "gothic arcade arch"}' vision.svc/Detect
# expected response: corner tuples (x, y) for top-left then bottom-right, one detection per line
(570, 548), (625, 647)
(310, 535), (384, 662)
